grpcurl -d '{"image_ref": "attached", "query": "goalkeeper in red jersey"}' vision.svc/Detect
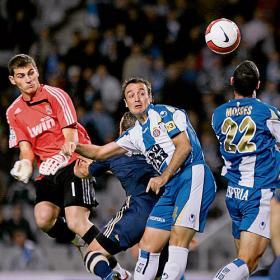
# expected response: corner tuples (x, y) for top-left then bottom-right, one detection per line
(6, 54), (100, 254)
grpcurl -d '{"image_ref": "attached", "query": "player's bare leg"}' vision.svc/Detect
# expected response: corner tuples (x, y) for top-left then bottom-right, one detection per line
(65, 205), (99, 245)
(34, 201), (80, 243)
(213, 231), (269, 280)
(269, 197), (280, 280)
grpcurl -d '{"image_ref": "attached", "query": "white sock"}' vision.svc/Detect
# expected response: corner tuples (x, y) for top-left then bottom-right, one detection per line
(134, 249), (160, 280)
(161, 246), (189, 280)
(213, 259), (249, 280)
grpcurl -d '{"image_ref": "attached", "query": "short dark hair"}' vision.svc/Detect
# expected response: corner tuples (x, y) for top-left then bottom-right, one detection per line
(8, 54), (36, 76)
(121, 77), (152, 98)
(120, 111), (137, 133)
(232, 60), (260, 97)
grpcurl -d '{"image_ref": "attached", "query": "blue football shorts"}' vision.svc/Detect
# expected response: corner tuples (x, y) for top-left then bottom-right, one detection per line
(225, 184), (274, 239)
(146, 163), (216, 232)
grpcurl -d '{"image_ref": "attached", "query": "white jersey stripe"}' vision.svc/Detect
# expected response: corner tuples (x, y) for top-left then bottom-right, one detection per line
(175, 164), (205, 231)
(247, 189), (273, 238)
(45, 85), (74, 125)
(47, 85), (75, 124)
(238, 156), (256, 188)
(46, 86), (74, 124)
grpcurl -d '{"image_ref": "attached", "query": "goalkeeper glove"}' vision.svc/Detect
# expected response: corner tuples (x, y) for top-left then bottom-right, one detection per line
(39, 152), (70, 176)
(10, 159), (33, 184)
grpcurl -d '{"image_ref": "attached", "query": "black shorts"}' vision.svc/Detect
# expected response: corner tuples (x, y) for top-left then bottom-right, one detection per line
(34, 161), (98, 209)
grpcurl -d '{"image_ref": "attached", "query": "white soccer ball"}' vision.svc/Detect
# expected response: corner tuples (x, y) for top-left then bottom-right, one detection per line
(205, 18), (241, 54)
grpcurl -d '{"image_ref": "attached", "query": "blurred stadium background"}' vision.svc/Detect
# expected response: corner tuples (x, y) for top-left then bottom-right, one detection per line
(0, 0), (279, 279)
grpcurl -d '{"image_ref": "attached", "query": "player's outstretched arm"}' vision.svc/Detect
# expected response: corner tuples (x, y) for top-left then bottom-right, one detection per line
(62, 141), (127, 161)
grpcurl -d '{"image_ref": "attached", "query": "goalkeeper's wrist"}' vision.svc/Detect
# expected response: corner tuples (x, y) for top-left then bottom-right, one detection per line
(20, 159), (32, 166)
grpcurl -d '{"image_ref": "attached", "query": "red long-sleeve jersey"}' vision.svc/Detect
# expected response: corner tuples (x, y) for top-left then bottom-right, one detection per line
(6, 84), (90, 166)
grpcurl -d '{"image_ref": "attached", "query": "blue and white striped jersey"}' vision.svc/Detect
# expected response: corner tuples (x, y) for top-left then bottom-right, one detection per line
(212, 97), (280, 189)
(116, 104), (205, 174)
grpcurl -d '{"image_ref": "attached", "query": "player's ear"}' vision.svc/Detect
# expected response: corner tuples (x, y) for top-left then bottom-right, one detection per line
(124, 99), (128, 108)
(9, 75), (16, 85)
(230, 76), (234, 86)
(36, 67), (39, 77)
(148, 93), (153, 103)
(256, 80), (260, 89)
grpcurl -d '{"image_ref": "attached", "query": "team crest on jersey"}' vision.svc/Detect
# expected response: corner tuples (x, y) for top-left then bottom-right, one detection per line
(165, 121), (176, 132)
(152, 127), (161, 137)
(160, 110), (167, 117)
(45, 104), (52, 115)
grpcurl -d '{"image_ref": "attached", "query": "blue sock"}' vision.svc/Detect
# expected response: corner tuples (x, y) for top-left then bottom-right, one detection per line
(270, 256), (280, 280)
(84, 251), (112, 279)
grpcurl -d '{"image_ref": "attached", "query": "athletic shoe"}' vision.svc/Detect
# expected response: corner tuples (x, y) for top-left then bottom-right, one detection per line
(110, 271), (122, 280)
(71, 234), (86, 258)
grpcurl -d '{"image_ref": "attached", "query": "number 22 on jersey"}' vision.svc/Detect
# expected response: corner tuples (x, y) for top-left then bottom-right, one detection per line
(221, 116), (257, 153)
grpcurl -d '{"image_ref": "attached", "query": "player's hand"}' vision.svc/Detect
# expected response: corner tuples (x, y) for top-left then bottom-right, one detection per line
(61, 141), (77, 157)
(146, 175), (168, 194)
(10, 159), (33, 184)
(74, 157), (92, 178)
(39, 152), (70, 176)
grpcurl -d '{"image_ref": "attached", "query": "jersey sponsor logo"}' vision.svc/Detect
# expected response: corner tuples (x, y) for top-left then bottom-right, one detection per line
(149, 216), (165, 223)
(146, 144), (168, 171)
(160, 110), (167, 117)
(226, 186), (249, 201)
(9, 127), (17, 147)
(27, 116), (56, 138)
(165, 121), (176, 132)
(152, 127), (160, 137)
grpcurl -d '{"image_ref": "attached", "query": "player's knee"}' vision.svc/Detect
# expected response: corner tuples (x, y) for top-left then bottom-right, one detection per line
(34, 210), (56, 231)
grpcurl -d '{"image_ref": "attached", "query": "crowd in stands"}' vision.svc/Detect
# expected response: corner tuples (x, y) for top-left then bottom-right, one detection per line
(0, 0), (280, 271)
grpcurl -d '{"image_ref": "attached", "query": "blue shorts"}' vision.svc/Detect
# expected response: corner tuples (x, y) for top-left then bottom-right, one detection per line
(98, 194), (158, 254)
(225, 184), (274, 239)
(146, 164), (216, 232)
